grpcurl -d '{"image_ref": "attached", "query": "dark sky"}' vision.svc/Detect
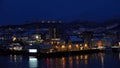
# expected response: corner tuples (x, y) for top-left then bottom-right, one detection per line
(0, 0), (120, 25)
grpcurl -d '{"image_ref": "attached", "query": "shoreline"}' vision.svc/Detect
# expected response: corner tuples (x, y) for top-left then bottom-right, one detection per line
(0, 48), (119, 58)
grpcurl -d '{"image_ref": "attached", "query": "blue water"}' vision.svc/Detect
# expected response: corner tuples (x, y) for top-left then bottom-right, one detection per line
(0, 52), (120, 68)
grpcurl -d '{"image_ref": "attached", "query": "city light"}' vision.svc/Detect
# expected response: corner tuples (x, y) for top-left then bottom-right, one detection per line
(84, 44), (88, 47)
(84, 55), (88, 60)
(80, 47), (83, 50)
(57, 42), (60, 45)
(9, 48), (13, 50)
(13, 47), (22, 51)
(97, 41), (102, 46)
(76, 44), (79, 48)
(55, 46), (59, 49)
(50, 49), (54, 53)
(84, 44), (88, 49)
(29, 49), (37, 53)
(68, 45), (72, 49)
(12, 36), (17, 41)
(51, 38), (60, 40)
(29, 56), (38, 68)
(35, 35), (39, 39)
(98, 46), (105, 49)
(0, 1), (120, 67)
(61, 45), (65, 49)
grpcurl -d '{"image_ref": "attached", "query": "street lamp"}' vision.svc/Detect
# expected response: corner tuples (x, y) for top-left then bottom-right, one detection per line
(35, 35), (39, 39)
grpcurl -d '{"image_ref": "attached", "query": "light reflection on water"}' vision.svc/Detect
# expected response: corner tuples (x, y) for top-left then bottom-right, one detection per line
(29, 56), (38, 68)
(100, 53), (104, 68)
(0, 52), (120, 68)
(9, 54), (23, 63)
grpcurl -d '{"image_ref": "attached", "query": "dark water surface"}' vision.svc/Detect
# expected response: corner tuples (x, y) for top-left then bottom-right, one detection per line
(0, 52), (120, 68)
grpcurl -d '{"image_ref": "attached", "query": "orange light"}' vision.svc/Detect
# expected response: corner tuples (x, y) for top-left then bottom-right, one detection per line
(84, 55), (88, 60)
(62, 57), (65, 61)
(51, 38), (60, 40)
(76, 44), (79, 48)
(84, 44), (88, 49)
(76, 56), (79, 60)
(84, 44), (88, 47)
(80, 47), (83, 50)
(97, 41), (102, 46)
(61, 45), (65, 49)
(55, 46), (58, 48)
(68, 45), (72, 49)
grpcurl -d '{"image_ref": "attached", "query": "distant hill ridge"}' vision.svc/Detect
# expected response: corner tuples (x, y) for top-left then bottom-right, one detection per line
(0, 18), (120, 30)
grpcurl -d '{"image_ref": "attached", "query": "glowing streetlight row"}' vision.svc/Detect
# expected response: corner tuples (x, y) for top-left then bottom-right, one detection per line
(55, 44), (88, 51)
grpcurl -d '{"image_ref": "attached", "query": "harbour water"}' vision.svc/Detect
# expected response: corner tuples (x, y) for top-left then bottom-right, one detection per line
(0, 52), (120, 68)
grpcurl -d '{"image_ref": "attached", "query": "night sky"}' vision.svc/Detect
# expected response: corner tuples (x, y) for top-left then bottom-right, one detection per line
(0, 0), (120, 25)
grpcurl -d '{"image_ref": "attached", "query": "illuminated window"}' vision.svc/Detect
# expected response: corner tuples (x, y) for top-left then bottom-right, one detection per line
(61, 45), (65, 49)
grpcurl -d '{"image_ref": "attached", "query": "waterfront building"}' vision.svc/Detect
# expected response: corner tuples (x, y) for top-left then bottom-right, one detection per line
(68, 36), (84, 51)
(91, 37), (112, 49)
